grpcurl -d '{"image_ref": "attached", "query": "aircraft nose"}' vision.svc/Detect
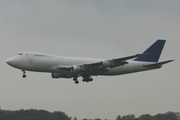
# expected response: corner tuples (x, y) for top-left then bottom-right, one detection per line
(6, 58), (13, 66)
(6, 56), (20, 68)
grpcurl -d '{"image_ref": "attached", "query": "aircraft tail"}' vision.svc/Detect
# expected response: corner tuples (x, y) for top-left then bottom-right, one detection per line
(134, 40), (166, 62)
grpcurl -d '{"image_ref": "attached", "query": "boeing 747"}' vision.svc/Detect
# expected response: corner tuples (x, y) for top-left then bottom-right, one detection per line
(6, 40), (173, 84)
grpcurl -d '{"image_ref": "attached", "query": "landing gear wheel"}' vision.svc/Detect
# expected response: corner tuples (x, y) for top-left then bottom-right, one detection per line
(22, 74), (26, 78)
(22, 70), (26, 78)
(82, 79), (86, 82)
(82, 76), (93, 83)
(75, 81), (79, 84)
(89, 77), (93, 82)
(73, 77), (79, 84)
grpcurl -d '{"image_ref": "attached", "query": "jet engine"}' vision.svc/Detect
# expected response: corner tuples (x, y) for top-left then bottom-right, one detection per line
(71, 65), (81, 72)
(51, 73), (61, 78)
(101, 61), (110, 68)
(51, 73), (72, 78)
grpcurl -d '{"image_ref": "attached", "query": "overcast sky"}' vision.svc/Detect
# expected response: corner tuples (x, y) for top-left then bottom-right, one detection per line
(0, 0), (179, 119)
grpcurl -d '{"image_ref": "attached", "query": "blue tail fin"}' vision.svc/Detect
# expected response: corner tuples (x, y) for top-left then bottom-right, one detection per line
(134, 40), (166, 62)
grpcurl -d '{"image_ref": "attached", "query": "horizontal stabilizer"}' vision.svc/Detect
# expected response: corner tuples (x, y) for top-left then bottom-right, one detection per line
(143, 60), (174, 68)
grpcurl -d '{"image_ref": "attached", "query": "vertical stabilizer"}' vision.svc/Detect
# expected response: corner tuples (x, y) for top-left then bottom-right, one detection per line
(134, 40), (166, 62)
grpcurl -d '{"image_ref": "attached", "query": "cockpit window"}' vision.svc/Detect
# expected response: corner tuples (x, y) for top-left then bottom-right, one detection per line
(18, 53), (23, 55)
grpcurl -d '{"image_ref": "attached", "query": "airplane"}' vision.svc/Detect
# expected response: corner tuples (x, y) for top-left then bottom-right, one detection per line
(6, 40), (173, 84)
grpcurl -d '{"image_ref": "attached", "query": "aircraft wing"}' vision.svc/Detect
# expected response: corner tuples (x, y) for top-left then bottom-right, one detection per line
(57, 54), (142, 73)
(81, 54), (143, 70)
(111, 54), (143, 62)
(107, 54), (142, 67)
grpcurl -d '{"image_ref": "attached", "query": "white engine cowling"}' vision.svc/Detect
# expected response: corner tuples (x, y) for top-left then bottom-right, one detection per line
(51, 73), (61, 78)
(101, 61), (110, 68)
(71, 65), (81, 72)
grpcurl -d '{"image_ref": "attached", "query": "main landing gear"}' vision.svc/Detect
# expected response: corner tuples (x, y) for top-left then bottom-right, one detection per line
(22, 70), (26, 78)
(73, 76), (93, 84)
(82, 76), (93, 83)
(73, 77), (79, 84)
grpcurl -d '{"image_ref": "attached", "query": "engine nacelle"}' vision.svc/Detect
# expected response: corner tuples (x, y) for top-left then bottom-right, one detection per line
(51, 73), (61, 78)
(51, 73), (72, 78)
(101, 61), (110, 68)
(71, 65), (81, 72)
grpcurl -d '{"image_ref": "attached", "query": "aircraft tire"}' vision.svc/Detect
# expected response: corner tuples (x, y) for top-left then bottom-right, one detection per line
(22, 74), (26, 78)
(75, 81), (79, 84)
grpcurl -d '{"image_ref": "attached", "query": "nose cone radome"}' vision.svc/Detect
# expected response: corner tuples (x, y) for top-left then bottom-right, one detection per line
(6, 58), (14, 66)
(6, 56), (20, 68)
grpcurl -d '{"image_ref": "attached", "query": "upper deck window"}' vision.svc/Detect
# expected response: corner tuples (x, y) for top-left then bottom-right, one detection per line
(18, 53), (23, 55)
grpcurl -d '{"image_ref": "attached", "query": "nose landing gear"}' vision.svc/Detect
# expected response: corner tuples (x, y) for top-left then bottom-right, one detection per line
(22, 70), (26, 78)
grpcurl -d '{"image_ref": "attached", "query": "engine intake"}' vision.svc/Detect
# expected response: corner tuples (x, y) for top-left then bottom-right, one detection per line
(101, 61), (110, 68)
(71, 65), (81, 72)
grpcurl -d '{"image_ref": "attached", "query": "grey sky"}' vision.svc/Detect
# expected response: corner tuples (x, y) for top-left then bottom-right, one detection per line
(0, 0), (179, 119)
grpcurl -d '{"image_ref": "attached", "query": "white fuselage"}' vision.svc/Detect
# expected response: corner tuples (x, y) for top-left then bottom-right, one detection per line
(7, 52), (157, 77)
